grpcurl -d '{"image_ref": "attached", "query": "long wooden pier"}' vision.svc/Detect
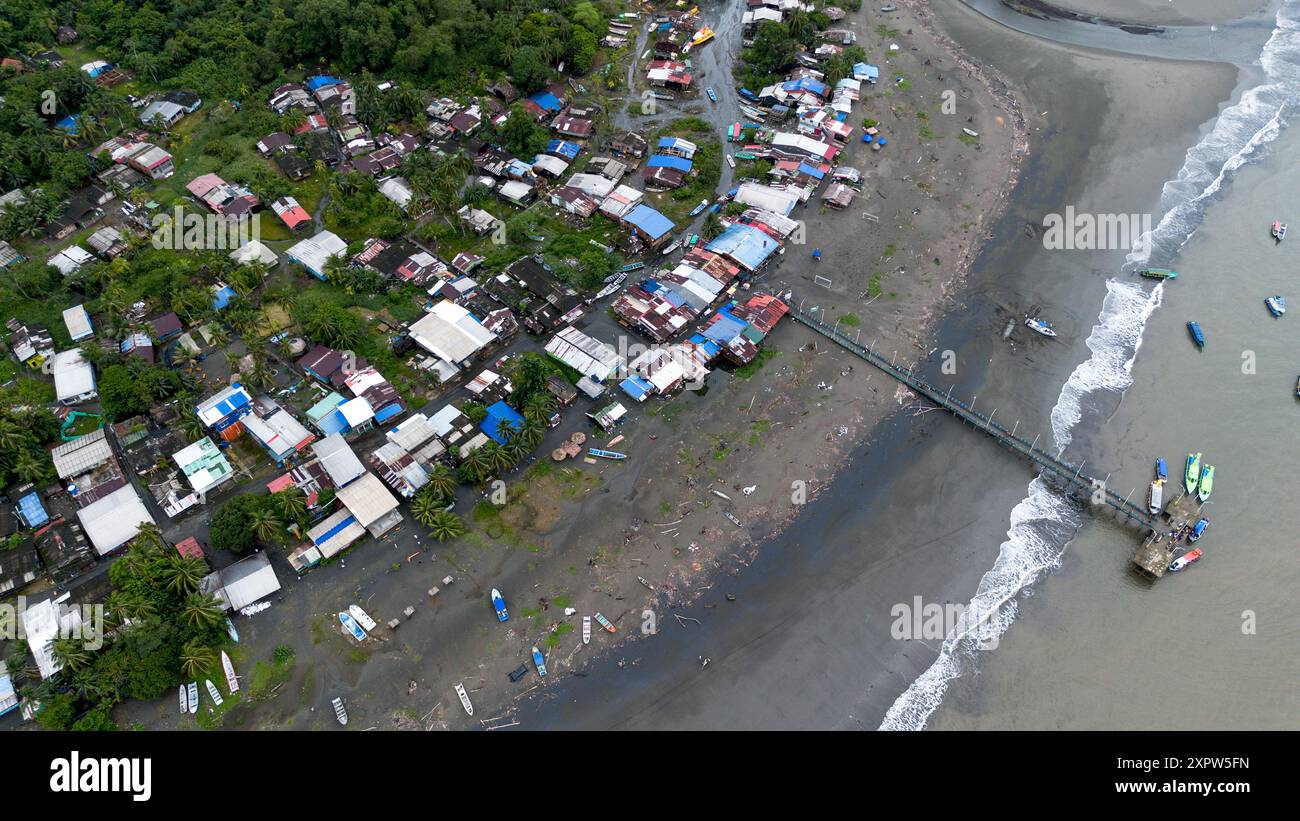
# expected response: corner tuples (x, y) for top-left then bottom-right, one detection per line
(788, 303), (1159, 530)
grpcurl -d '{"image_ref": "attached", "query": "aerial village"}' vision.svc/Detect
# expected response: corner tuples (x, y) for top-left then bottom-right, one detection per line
(0, 0), (891, 726)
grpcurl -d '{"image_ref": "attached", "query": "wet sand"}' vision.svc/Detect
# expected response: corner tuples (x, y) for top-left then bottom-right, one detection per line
(1049, 0), (1273, 26)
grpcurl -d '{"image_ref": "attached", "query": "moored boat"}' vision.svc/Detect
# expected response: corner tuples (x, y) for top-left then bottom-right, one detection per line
(689, 199), (709, 216)
(1155, 458), (1167, 481)
(706, 86), (717, 102)
(1265, 295), (1286, 317)
(226, 617), (240, 643)
(205, 679), (223, 707)
(221, 650), (239, 693)
(1147, 479), (1163, 515)
(661, 240), (681, 256)
(594, 612), (617, 633)
(187, 682), (198, 714)
(455, 682), (474, 716)
(179, 685), (187, 714)
(332, 697), (348, 725)
(1025, 316), (1057, 337)
(1184, 452), (1201, 495)
(725, 153), (736, 169)
(491, 588), (509, 622)
(962, 127), (980, 138)
(723, 510), (743, 527)
(532, 646), (548, 677)
(1187, 321), (1205, 349)
(1197, 464), (1215, 502)
(582, 615), (591, 645)
(1138, 267), (1177, 280)
(1168, 548), (1203, 572)
(339, 611), (367, 641)
(588, 448), (627, 459)
(1189, 517), (1210, 542)
(348, 604), (377, 632)
(1272, 219), (1286, 241)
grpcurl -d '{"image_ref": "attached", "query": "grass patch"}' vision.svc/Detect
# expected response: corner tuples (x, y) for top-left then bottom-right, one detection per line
(543, 622), (574, 649)
(838, 312), (861, 327)
(733, 347), (778, 379)
(868, 272), (886, 300)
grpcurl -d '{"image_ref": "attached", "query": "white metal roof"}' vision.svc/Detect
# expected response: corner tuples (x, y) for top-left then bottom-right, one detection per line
(209, 551), (282, 611)
(52, 349), (96, 402)
(336, 472), (399, 527)
(286, 230), (348, 274)
(50, 427), (112, 479)
(230, 240), (279, 266)
(408, 300), (497, 365)
(312, 433), (365, 487)
(544, 326), (620, 381)
(76, 484), (155, 556)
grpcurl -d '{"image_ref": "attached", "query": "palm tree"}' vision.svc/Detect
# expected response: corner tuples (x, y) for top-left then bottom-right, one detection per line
(427, 511), (466, 542)
(180, 640), (217, 679)
(134, 522), (165, 550)
(275, 489), (307, 524)
(248, 506), (284, 544)
(410, 490), (443, 528)
(161, 555), (207, 596)
(181, 593), (226, 630)
(51, 637), (93, 673)
(458, 448), (491, 484)
(425, 464), (457, 503)
(522, 391), (556, 424)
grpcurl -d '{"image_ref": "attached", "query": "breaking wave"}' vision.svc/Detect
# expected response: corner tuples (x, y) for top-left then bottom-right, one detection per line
(880, 1), (1300, 731)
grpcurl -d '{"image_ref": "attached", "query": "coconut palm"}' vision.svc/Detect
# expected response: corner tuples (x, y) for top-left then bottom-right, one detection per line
(161, 555), (207, 596)
(248, 505), (284, 544)
(481, 441), (513, 476)
(424, 463), (457, 503)
(459, 447), (493, 484)
(522, 391), (556, 424)
(427, 511), (466, 542)
(410, 489), (444, 528)
(180, 640), (217, 680)
(181, 593), (226, 630)
(274, 489), (307, 524)
(51, 637), (93, 673)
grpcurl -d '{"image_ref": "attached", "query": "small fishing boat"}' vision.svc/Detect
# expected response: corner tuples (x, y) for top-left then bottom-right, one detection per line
(1265, 295), (1286, 317)
(1147, 479), (1163, 515)
(689, 199), (709, 216)
(179, 685), (187, 714)
(1155, 458), (1167, 481)
(226, 617), (240, 643)
(588, 448), (627, 459)
(582, 615), (591, 645)
(1025, 317), (1057, 337)
(339, 611), (367, 642)
(734, 151), (757, 160)
(1189, 517), (1209, 543)
(532, 646), (548, 677)
(962, 127), (980, 138)
(725, 153), (736, 169)
(661, 240), (681, 256)
(638, 576), (655, 590)
(332, 697), (348, 725)
(187, 682), (198, 715)
(706, 86), (717, 102)
(1184, 452), (1201, 495)
(205, 680), (223, 707)
(455, 682), (474, 716)
(1296, 375), (1300, 396)
(1139, 267), (1177, 280)
(221, 650), (239, 693)
(348, 605), (377, 632)
(1168, 548), (1203, 572)
(1187, 321), (1205, 349)
(1197, 464), (1215, 502)
(491, 588), (509, 622)
(1272, 220), (1286, 241)
(723, 510), (743, 527)
(594, 612), (617, 633)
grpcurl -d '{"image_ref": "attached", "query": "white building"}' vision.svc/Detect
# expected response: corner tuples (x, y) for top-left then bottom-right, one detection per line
(76, 484), (155, 555)
(407, 299), (497, 370)
(51, 350), (97, 405)
(286, 230), (349, 279)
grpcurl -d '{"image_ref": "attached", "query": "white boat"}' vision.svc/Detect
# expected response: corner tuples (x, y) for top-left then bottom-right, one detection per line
(1025, 316), (1057, 337)
(455, 682), (474, 716)
(583, 615), (591, 645)
(348, 604), (378, 632)
(332, 697), (348, 725)
(339, 611), (367, 641)
(178, 685), (187, 714)
(187, 682), (198, 714)
(221, 650), (239, 693)
(226, 617), (239, 643)
(725, 153), (736, 169)
(661, 240), (681, 256)
(205, 679), (223, 707)
(962, 127), (980, 137)
(1147, 479), (1163, 514)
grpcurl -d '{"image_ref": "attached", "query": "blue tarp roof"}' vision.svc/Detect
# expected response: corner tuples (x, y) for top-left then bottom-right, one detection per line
(17, 492), (48, 528)
(373, 403), (404, 424)
(647, 154), (693, 172)
(482, 400), (525, 444)
(853, 63), (880, 81)
(306, 75), (343, 91)
(701, 310), (746, 344)
(798, 162), (826, 180)
(620, 376), (653, 402)
(625, 204), (674, 241)
(56, 114), (80, 134)
(705, 223), (779, 271)
(782, 77), (829, 97)
(528, 90), (562, 112)
(689, 335), (721, 359)
(212, 284), (237, 311)
(546, 139), (581, 160)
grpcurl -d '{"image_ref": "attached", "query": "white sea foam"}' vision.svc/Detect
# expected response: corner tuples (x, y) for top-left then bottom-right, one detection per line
(880, 2), (1300, 731)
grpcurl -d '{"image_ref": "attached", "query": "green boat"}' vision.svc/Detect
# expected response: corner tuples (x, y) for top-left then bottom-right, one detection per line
(1197, 464), (1215, 502)
(1139, 268), (1177, 280)
(1184, 452), (1201, 495)
(734, 151), (757, 160)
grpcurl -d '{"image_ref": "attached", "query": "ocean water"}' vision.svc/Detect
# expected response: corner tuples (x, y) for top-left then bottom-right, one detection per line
(883, 0), (1300, 730)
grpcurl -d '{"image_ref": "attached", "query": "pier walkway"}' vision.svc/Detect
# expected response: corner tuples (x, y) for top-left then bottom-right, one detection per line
(788, 303), (1159, 531)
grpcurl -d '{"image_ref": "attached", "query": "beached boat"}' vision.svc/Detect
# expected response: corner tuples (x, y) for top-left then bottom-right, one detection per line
(1189, 517), (1210, 543)
(594, 612), (617, 633)
(689, 199), (709, 216)
(661, 240), (681, 256)
(348, 604), (377, 632)
(706, 86), (717, 102)
(532, 646), (548, 677)
(723, 510), (743, 527)
(339, 611), (367, 641)
(221, 650), (239, 693)
(1187, 321), (1205, 349)
(205, 679), (223, 707)
(1155, 457), (1167, 480)
(179, 685), (187, 714)
(1025, 317), (1057, 337)
(455, 682), (474, 716)
(226, 617), (240, 643)
(1147, 479), (1163, 515)
(1197, 464), (1215, 502)
(1265, 295), (1286, 317)
(725, 153), (736, 169)
(962, 127), (980, 138)
(1169, 548), (1203, 572)
(187, 682), (198, 714)
(691, 27), (715, 47)
(332, 697), (348, 725)
(1184, 452), (1202, 495)
(583, 615), (591, 645)
(1139, 267), (1177, 280)
(491, 588), (509, 622)
(1272, 220), (1286, 241)
(588, 448), (627, 459)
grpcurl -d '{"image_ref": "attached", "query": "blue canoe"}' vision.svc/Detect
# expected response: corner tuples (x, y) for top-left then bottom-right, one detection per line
(491, 588), (509, 622)
(1187, 321), (1205, 348)
(532, 646), (548, 677)
(339, 612), (367, 641)
(1155, 458), (1167, 480)
(706, 87), (717, 102)
(589, 448), (627, 459)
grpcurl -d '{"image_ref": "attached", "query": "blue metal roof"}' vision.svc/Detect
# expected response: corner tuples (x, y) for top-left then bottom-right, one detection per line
(17, 492), (48, 528)
(782, 77), (829, 97)
(306, 75), (343, 91)
(318, 410), (348, 437)
(647, 154), (693, 172)
(313, 513), (358, 546)
(528, 90), (562, 112)
(705, 223), (779, 271)
(701, 311), (746, 344)
(482, 401), (525, 444)
(620, 377), (653, 402)
(546, 139), (581, 160)
(626, 205), (674, 241)
(373, 403), (404, 424)
(798, 162), (826, 180)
